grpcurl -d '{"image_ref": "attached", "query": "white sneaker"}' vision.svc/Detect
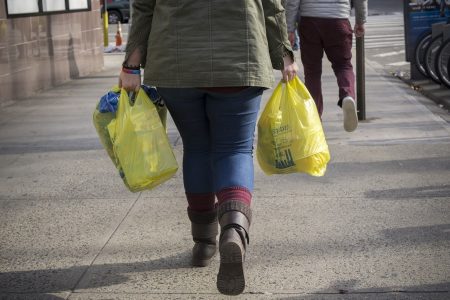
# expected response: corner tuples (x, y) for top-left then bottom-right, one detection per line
(342, 96), (358, 132)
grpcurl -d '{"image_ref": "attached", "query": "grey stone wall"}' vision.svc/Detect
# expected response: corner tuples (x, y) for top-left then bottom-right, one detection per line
(0, 0), (104, 106)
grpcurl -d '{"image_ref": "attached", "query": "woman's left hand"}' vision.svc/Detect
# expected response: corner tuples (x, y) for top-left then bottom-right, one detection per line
(282, 55), (299, 82)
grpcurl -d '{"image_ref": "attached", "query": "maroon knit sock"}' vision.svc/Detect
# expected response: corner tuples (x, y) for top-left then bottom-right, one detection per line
(216, 187), (252, 206)
(186, 192), (216, 212)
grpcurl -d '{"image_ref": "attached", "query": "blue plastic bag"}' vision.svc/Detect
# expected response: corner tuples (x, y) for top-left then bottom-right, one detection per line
(98, 85), (164, 113)
(99, 90), (120, 113)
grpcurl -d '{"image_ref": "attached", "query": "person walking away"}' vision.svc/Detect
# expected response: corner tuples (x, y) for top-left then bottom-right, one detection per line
(119, 0), (298, 295)
(283, 0), (301, 50)
(285, 0), (367, 132)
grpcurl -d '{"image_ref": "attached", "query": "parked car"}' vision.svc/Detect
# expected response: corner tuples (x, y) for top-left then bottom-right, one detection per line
(101, 0), (130, 24)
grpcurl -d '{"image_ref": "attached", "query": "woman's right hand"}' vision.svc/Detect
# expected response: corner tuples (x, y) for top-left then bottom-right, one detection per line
(119, 71), (141, 92)
(281, 54), (299, 82)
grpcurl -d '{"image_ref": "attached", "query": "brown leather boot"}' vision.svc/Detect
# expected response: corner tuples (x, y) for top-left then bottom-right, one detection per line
(187, 207), (218, 267)
(216, 201), (251, 295)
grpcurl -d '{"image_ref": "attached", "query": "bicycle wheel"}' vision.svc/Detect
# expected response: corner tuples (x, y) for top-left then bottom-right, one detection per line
(414, 33), (432, 78)
(436, 38), (450, 88)
(424, 33), (444, 84)
(436, 0), (450, 5)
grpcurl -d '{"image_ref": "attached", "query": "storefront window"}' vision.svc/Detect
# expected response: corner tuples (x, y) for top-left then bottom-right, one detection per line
(6, 0), (91, 17)
(42, 0), (66, 12)
(6, 0), (39, 15)
(68, 0), (89, 10)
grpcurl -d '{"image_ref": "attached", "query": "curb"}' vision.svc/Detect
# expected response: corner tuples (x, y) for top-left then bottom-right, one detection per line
(398, 77), (450, 112)
(365, 59), (450, 113)
(410, 80), (450, 112)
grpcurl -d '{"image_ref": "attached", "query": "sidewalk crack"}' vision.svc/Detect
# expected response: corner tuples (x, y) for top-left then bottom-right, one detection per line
(66, 192), (143, 297)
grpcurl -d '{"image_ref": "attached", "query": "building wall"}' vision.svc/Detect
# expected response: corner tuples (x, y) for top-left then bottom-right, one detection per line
(0, 0), (104, 106)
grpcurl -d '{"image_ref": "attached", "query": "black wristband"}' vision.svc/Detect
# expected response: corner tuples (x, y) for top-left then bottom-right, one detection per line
(282, 48), (294, 61)
(282, 49), (292, 58)
(122, 62), (141, 70)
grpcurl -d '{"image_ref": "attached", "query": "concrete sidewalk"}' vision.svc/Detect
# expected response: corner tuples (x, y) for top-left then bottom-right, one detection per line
(0, 53), (449, 300)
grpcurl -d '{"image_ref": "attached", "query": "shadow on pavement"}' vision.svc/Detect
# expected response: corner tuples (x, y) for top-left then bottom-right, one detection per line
(0, 294), (66, 300)
(278, 281), (450, 299)
(0, 250), (191, 294)
(382, 223), (450, 243)
(365, 185), (450, 199)
(253, 222), (450, 260)
(331, 157), (450, 176)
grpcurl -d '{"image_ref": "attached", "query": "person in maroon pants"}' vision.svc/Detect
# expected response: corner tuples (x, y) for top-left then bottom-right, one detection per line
(285, 0), (367, 132)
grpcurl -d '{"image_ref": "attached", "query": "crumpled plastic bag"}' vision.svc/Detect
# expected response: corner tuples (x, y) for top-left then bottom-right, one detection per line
(93, 85), (176, 191)
(256, 76), (330, 176)
(98, 89), (120, 113)
(93, 85), (121, 170)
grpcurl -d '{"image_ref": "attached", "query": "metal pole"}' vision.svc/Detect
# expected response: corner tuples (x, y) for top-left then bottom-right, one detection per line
(356, 35), (366, 121)
(403, 0), (409, 62)
(129, 0), (134, 26)
(103, 1), (109, 47)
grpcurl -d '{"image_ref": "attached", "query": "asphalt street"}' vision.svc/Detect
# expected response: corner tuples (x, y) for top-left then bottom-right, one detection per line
(368, 0), (403, 16)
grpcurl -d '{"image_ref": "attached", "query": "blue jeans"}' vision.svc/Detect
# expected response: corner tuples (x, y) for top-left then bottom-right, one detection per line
(157, 87), (263, 194)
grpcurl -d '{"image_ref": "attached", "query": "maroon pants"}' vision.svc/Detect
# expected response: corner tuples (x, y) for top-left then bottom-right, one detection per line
(298, 17), (356, 116)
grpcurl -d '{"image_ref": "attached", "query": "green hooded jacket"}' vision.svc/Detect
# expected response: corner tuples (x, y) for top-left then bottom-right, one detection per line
(125, 0), (293, 89)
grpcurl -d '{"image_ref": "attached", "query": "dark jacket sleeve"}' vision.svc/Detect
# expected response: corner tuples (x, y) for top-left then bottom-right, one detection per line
(124, 0), (156, 67)
(262, 0), (294, 70)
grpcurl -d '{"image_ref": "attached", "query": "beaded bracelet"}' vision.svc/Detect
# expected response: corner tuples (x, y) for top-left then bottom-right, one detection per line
(122, 67), (141, 75)
(122, 62), (141, 70)
(282, 49), (291, 58)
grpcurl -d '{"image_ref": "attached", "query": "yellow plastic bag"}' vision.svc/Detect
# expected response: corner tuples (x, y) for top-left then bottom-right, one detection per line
(107, 88), (178, 192)
(256, 76), (330, 176)
(93, 85), (169, 190)
(93, 85), (168, 165)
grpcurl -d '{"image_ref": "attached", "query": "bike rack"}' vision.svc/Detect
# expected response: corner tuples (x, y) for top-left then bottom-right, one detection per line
(443, 24), (450, 40)
(404, 0), (450, 80)
(437, 24), (450, 88)
(431, 22), (446, 38)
